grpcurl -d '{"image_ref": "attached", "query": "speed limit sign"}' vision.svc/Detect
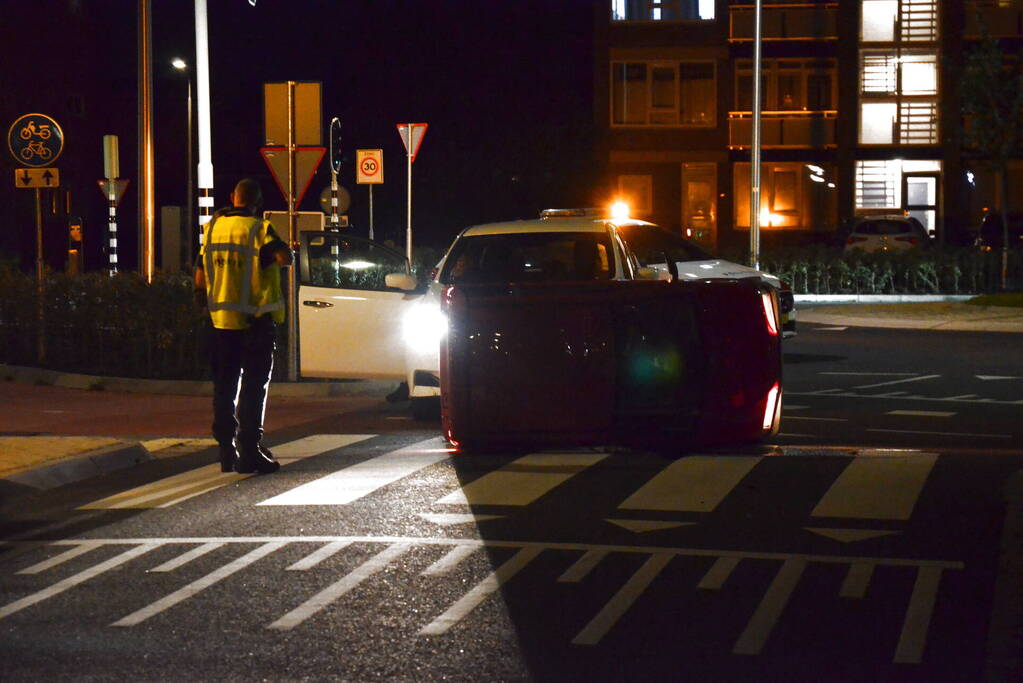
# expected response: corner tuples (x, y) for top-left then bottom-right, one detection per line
(356, 149), (383, 185)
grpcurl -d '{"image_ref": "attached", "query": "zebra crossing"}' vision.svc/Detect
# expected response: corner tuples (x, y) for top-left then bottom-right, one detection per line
(0, 535), (961, 663)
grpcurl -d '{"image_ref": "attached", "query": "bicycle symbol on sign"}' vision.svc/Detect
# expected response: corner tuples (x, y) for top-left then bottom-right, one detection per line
(20, 140), (53, 162)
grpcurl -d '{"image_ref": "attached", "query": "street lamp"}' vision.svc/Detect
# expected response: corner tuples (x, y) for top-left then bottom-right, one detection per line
(172, 58), (194, 267)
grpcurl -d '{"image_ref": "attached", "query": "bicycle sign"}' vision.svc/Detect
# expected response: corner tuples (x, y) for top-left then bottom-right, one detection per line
(8, 113), (64, 167)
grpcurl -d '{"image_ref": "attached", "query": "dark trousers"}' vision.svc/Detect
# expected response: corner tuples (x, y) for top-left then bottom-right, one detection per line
(210, 317), (276, 452)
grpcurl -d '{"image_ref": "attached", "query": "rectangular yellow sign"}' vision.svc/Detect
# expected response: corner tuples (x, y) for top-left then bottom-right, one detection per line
(14, 168), (60, 188)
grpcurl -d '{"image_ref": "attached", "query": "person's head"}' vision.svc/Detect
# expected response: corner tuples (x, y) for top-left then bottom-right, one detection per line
(231, 178), (262, 213)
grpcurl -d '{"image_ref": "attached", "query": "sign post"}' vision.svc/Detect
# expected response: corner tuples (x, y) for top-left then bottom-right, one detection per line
(8, 112), (65, 364)
(396, 123), (427, 264)
(356, 149), (383, 241)
(328, 117), (342, 229)
(264, 81), (322, 382)
(102, 135), (121, 274)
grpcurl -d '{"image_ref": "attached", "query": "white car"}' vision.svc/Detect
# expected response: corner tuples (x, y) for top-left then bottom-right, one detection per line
(296, 209), (794, 418)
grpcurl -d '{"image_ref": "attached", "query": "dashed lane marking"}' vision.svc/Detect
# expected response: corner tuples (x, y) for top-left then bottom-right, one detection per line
(886, 410), (956, 418)
(853, 375), (940, 390)
(868, 429), (1012, 439)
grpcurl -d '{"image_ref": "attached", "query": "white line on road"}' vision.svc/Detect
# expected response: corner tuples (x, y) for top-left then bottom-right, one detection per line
(812, 454), (938, 521)
(840, 563), (875, 599)
(733, 559), (807, 655)
(16, 542), (101, 575)
(112, 542), (286, 627)
(783, 416), (848, 422)
(619, 456), (760, 513)
(421, 547), (542, 636)
(868, 428), (1012, 439)
(286, 541), (353, 571)
(558, 550), (608, 583)
(854, 374), (940, 390)
(698, 556), (741, 591)
(269, 543), (412, 630)
(894, 567), (944, 664)
(151, 542), (226, 573)
(573, 552), (674, 645)
(422, 544), (480, 577)
(820, 372), (918, 376)
(886, 410), (955, 418)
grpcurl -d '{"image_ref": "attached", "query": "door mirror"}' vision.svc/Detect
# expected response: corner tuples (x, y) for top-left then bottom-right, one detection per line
(637, 266), (672, 281)
(385, 272), (418, 291)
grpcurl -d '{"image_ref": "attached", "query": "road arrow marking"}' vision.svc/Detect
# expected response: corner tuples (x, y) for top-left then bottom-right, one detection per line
(606, 519), (695, 533)
(805, 528), (901, 543)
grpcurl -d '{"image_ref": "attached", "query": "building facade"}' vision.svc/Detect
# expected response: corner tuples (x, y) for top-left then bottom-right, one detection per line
(595, 0), (1023, 253)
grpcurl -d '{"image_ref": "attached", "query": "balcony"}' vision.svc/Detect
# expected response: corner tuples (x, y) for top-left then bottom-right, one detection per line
(729, 111), (837, 148)
(729, 3), (838, 41)
(965, 1), (1023, 38)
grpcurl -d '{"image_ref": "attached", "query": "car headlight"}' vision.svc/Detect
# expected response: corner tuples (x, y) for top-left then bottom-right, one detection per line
(402, 304), (448, 354)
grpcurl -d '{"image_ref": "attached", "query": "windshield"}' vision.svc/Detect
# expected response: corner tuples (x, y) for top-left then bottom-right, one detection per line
(439, 232), (613, 284)
(616, 224), (713, 266)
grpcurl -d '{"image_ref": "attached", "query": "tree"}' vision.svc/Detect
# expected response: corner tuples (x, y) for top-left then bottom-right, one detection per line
(961, 27), (1023, 290)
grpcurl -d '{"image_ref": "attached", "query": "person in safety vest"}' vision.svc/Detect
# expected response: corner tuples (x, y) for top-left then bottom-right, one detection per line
(194, 178), (293, 474)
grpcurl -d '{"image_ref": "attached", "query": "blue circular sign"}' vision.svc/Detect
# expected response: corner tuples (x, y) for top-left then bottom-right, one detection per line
(8, 113), (64, 167)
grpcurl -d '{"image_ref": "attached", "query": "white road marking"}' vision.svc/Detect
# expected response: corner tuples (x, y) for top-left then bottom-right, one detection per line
(558, 550), (608, 583)
(698, 556), (741, 591)
(977, 375), (1019, 381)
(820, 372), (917, 376)
(854, 374), (940, 390)
(286, 541), (353, 571)
(258, 437), (445, 506)
(886, 410), (955, 418)
(606, 519), (694, 533)
(422, 545), (479, 577)
(788, 391), (1023, 406)
(619, 456), (760, 513)
(783, 416), (847, 422)
(436, 452), (608, 507)
(1, 544), (158, 620)
(420, 547), (542, 636)
(113, 542), (286, 627)
(269, 543), (412, 630)
(16, 542), (101, 575)
(868, 428), (1012, 439)
(782, 404), (809, 410)
(573, 552), (673, 645)
(894, 567), (944, 664)
(805, 528), (899, 543)
(418, 513), (503, 526)
(816, 326), (848, 331)
(733, 558), (807, 655)
(840, 563), (875, 599)
(151, 542), (226, 573)
(812, 454), (938, 521)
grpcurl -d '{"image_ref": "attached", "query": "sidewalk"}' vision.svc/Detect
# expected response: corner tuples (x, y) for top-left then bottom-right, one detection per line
(3, 298), (1022, 496)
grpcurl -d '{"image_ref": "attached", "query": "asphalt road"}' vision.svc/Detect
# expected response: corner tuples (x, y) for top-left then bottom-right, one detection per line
(2, 325), (1022, 681)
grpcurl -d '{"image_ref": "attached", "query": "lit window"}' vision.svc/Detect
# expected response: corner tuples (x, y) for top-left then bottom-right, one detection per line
(611, 61), (715, 127)
(611, 0), (714, 21)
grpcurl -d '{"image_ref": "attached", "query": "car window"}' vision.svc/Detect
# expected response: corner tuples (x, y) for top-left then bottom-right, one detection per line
(853, 221), (879, 235)
(439, 232), (613, 284)
(303, 234), (407, 291)
(616, 224), (713, 266)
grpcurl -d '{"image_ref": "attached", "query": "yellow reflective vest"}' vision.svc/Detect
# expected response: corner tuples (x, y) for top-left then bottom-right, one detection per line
(200, 212), (285, 330)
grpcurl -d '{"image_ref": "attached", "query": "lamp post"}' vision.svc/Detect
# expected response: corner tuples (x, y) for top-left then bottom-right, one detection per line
(172, 58), (194, 266)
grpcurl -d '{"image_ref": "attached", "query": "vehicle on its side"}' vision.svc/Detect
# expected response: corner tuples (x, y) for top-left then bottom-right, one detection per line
(843, 215), (930, 254)
(973, 212), (1023, 251)
(295, 206), (793, 421)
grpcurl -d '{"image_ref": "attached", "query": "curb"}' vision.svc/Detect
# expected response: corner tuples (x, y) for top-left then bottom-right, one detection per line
(0, 363), (397, 398)
(2, 441), (153, 491)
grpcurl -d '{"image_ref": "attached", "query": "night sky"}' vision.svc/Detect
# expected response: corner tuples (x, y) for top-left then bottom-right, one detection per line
(0, 0), (599, 272)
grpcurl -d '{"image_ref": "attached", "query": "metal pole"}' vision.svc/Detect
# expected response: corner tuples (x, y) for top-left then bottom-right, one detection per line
(330, 170), (339, 228)
(194, 0), (214, 244)
(749, 0), (763, 271)
(286, 81), (298, 382)
(186, 78), (194, 267)
(406, 127), (413, 264)
(108, 183), (118, 274)
(35, 188), (45, 364)
(369, 185), (374, 241)
(138, 0), (155, 282)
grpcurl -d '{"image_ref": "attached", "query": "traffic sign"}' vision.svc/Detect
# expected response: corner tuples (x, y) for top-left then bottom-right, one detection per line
(396, 123), (428, 163)
(263, 82), (322, 146)
(8, 113), (64, 167)
(319, 185), (351, 214)
(260, 146), (325, 206)
(329, 117), (342, 174)
(97, 178), (130, 206)
(14, 168), (59, 188)
(356, 149), (384, 184)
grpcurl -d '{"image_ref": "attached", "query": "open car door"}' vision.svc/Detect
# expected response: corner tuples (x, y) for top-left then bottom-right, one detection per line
(298, 232), (421, 380)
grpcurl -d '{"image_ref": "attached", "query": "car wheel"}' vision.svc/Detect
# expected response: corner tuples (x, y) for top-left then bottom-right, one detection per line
(410, 396), (441, 421)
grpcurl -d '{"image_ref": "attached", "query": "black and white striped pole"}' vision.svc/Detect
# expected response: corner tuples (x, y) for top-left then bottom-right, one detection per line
(329, 117), (341, 229)
(103, 135), (119, 275)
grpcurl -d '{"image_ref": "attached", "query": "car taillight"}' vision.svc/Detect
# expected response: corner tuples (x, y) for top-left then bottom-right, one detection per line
(761, 292), (779, 336)
(846, 236), (867, 244)
(762, 382), (780, 430)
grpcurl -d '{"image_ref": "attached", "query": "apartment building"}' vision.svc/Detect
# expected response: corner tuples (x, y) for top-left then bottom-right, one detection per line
(595, 0), (1023, 252)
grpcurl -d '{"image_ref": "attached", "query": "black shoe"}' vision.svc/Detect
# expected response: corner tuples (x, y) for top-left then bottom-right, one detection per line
(234, 443), (280, 474)
(219, 445), (237, 473)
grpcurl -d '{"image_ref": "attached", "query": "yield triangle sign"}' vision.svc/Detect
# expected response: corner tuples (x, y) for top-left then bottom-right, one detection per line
(260, 146), (326, 206)
(97, 179), (130, 206)
(396, 123), (428, 163)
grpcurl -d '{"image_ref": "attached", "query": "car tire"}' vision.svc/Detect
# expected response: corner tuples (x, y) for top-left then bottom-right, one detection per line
(410, 396), (441, 421)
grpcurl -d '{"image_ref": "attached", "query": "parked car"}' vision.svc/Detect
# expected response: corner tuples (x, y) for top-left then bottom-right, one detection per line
(974, 212), (1023, 251)
(843, 215), (930, 254)
(295, 207), (793, 420)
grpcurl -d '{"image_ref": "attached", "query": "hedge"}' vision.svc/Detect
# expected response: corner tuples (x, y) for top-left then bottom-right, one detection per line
(0, 247), (1018, 380)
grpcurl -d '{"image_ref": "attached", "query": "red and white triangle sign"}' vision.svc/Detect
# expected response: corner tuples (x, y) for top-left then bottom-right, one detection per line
(397, 123), (428, 163)
(260, 146), (325, 206)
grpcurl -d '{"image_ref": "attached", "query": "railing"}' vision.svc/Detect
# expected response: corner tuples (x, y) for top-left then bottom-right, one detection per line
(730, 3), (838, 41)
(728, 111), (837, 148)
